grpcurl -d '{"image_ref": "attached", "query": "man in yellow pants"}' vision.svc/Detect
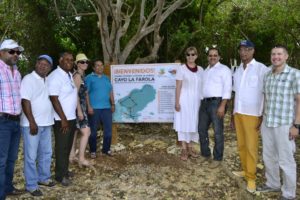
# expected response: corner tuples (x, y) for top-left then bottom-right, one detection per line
(232, 40), (269, 193)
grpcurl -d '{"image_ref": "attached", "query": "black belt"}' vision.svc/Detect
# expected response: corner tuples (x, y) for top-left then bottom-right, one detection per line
(202, 97), (222, 102)
(0, 113), (20, 121)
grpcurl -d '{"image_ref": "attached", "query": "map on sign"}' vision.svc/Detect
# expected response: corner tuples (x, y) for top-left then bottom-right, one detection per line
(115, 84), (156, 121)
(111, 63), (179, 123)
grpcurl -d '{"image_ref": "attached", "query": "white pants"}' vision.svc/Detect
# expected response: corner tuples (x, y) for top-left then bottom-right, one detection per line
(261, 121), (296, 199)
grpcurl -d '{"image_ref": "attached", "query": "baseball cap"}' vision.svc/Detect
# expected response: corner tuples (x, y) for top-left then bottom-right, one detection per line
(238, 40), (255, 48)
(38, 54), (53, 66)
(0, 39), (24, 51)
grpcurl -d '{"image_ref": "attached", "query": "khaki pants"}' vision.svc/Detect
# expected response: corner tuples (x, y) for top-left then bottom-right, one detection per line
(234, 113), (260, 181)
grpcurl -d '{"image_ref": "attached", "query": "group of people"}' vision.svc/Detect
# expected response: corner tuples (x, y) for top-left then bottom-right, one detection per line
(0, 37), (298, 200)
(174, 40), (299, 200)
(0, 39), (115, 199)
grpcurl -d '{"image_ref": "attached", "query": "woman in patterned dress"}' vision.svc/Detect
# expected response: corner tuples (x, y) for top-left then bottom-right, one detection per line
(69, 53), (91, 167)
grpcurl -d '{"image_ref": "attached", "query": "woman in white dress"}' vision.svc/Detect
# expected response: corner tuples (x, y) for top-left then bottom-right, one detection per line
(174, 46), (203, 161)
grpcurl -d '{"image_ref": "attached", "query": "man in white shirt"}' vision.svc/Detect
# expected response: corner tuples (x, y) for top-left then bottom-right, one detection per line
(198, 47), (232, 168)
(232, 40), (269, 193)
(21, 55), (55, 196)
(47, 52), (77, 186)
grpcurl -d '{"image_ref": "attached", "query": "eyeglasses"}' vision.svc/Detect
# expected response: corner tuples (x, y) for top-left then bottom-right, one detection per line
(208, 54), (219, 57)
(186, 53), (196, 57)
(77, 60), (88, 64)
(7, 49), (22, 55)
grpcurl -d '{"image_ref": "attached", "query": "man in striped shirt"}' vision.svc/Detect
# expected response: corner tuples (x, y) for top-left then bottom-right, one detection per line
(0, 39), (25, 199)
(258, 45), (299, 200)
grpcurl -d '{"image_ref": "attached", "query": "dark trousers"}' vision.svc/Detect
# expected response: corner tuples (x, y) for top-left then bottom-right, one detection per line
(53, 120), (76, 182)
(88, 109), (112, 154)
(0, 117), (21, 200)
(198, 98), (224, 161)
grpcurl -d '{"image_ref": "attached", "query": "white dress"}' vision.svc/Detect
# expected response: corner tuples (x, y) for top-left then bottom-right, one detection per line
(173, 64), (203, 143)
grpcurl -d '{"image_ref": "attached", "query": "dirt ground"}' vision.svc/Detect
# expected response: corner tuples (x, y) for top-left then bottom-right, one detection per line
(7, 122), (300, 200)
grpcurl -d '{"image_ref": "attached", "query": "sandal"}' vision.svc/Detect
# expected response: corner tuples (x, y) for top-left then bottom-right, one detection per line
(180, 149), (188, 161)
(188, 147), (199, 159)
(69, 156), (78, 164)
(78, 159), (92, 168)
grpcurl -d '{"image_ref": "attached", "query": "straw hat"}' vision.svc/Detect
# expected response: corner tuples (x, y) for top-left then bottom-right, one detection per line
(75, 53), (89, 63)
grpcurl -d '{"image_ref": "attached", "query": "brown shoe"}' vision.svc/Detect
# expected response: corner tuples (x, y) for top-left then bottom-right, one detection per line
(198, 156), (210, 163)
(180, 149), (188, 161)
(209, 160), (221, 168)
(246, 180), (256, 193)
(188, 147), (199, 159)
(6, 188), (25, 196)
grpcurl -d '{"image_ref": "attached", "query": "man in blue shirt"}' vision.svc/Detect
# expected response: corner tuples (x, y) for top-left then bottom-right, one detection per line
(85, 60), (115, 158)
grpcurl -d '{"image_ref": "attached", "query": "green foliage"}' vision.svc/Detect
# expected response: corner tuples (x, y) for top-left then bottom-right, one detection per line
(1, 0), (299, 69)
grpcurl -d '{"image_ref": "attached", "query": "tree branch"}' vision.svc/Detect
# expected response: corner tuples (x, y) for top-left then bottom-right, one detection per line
(120, 0), (187, 64)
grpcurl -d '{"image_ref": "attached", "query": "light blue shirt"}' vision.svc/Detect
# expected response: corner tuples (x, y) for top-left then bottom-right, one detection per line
(85, 72), (112, 109)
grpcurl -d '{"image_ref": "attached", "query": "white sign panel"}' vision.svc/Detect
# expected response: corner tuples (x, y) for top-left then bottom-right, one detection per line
(111, 63), (179, 123)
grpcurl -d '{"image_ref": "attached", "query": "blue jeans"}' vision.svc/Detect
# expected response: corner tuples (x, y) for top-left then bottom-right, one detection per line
(21, 126), (52, 191)
(88, 109), (112, 154)
(0, 116), (21, 200)
(198, 98), (224, 161)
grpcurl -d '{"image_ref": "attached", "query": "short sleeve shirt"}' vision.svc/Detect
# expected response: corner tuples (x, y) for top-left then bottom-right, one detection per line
(47, 66), (78, 120)
(85, 73), (112, 109)
(20, 71), (54, 126)
(263, 65), (300, 127)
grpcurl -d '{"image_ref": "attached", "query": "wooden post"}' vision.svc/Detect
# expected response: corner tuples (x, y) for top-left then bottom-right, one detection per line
(174, 60), (182, 147)
(104, 63), (118, 145)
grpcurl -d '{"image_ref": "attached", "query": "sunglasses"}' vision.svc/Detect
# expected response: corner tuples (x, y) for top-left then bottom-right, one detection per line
(7, 49), (22, 55)
(77, 60), (88, 64)
(186, 53), (196, 57)
(238, 48), (253, 52)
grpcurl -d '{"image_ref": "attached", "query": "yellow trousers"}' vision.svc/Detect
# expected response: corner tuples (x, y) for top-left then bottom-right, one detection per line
(234, 113), (260, 181)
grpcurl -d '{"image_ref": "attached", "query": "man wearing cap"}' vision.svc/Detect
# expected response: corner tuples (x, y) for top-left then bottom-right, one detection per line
(198, 47), (232, 168)
(86, 60), (115, 158)
(258, 45), (299, 200)
(0, 39), (25, 199)
(232, 40), (269, 193)
(47, 52), (77, 186)
(20, 55), (55, 196)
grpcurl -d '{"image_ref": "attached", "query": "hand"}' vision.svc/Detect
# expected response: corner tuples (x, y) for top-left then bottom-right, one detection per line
(216, 105), (225, 118)
(29, 121), (38, 135)
(230, 114), (235, 130)
(78, 115), (84, 121)
(111, 105), (115, 113)
(289, 126), (299, 140)
(61, 119), (69, 134)
(77, 110), (84, 121)
(88, 106), (94, 115)
(175, 103), (180, 112)
(256, 116), (263, 132)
